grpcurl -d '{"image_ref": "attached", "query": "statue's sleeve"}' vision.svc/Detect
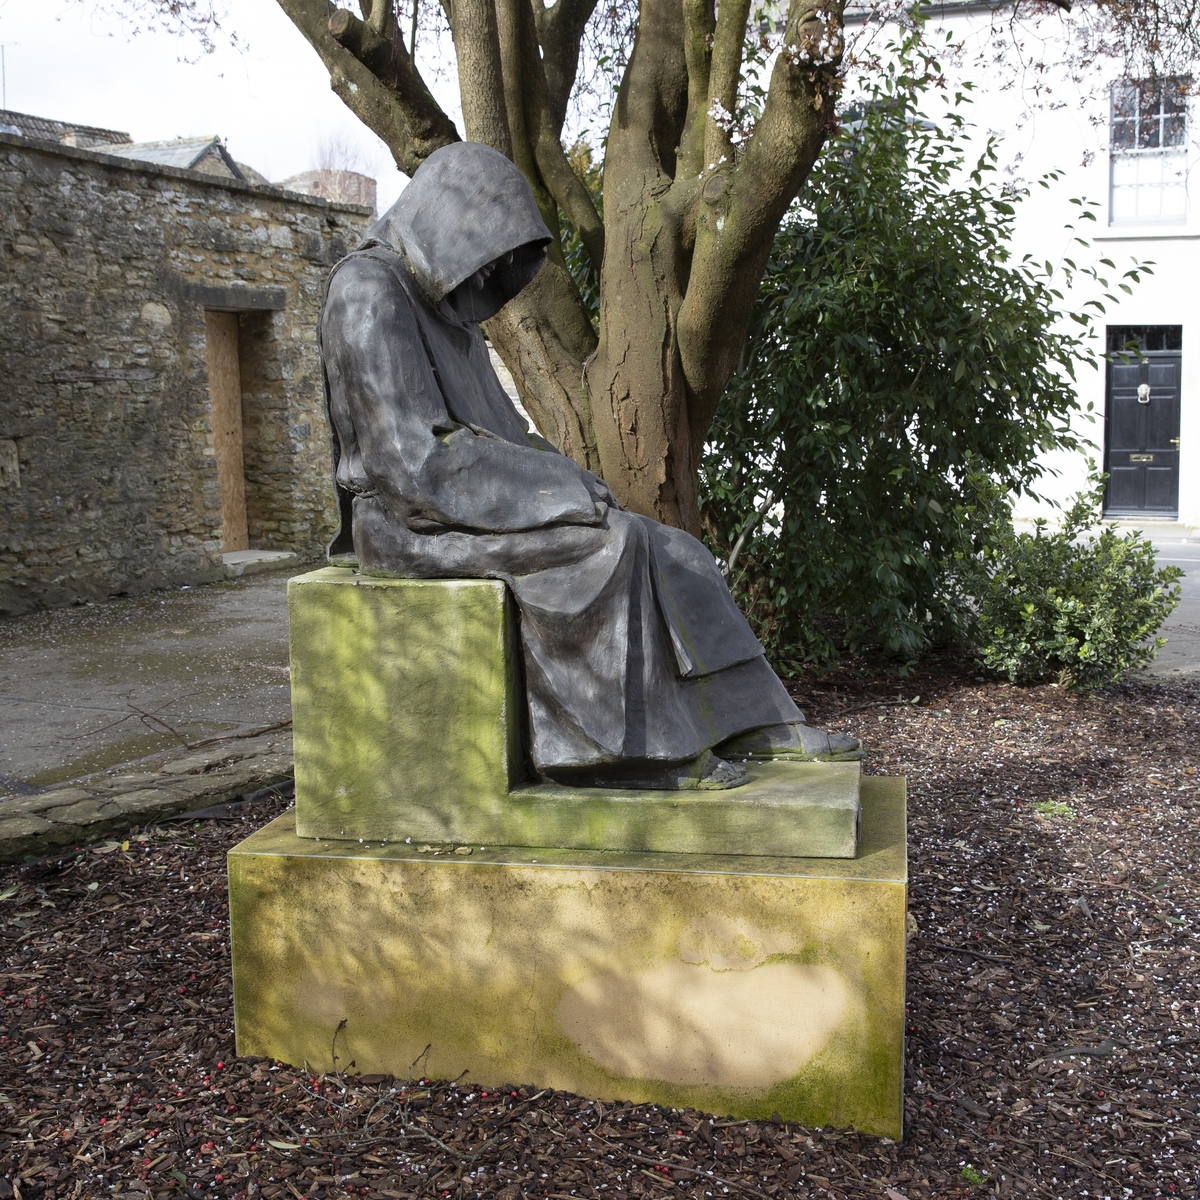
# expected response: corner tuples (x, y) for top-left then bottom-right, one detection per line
(322, 257), (601, 534)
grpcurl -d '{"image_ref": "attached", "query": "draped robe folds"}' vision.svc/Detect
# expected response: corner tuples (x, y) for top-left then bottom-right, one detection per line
(320, 250), (800, 776)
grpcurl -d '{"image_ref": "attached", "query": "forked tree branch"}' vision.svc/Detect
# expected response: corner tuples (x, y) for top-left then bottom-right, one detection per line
(678, 0), (715, 180)
(534, 0), (603, 133)
(676, 0), (845, 456)
(327, 7), (450, 140)
(497, 0), (546, 196)
(453, 0), (514, 152)
(728, 0), (844, 242)
(606, 0), (690, 200)
(279, 0), (458, 175)
(358, 0), (395, 37)
(704, 0), (752, 169)
(506, 0), (604, 272)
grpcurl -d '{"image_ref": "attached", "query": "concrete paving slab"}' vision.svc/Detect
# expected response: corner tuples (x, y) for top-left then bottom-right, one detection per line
(1138, 538), (1200, 680)
(0, 570), (293, 796)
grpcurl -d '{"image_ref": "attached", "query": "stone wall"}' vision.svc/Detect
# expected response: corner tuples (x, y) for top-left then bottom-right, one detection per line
(278, 169), (378, 217)
(0, 133), (371, 616)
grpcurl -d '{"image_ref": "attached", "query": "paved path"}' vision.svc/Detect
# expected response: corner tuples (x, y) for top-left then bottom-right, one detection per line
(0, 570), (295, 861)
(1131, 527), (1200, 680)
(0, 572), (292, 794)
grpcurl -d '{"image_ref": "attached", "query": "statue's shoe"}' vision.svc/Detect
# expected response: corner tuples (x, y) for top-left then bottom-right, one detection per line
(717, 721), (862, 762)
(694, 751), (751, 790)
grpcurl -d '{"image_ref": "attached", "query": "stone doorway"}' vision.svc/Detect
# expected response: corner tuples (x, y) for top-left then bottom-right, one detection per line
(204, 309), (249, 552)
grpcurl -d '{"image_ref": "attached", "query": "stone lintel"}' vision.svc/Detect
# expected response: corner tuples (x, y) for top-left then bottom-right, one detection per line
(183, 283), (287, 312)
(228, 776), (907, 1136)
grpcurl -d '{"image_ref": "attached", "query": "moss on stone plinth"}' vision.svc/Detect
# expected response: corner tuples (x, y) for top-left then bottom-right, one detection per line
(289, 568), (523, 840)
(228, 776), (906, 1136)
(289, 567), (860, 856)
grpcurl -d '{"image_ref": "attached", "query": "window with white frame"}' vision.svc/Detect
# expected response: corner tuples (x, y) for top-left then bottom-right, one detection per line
(1109, 78), (1189, 225)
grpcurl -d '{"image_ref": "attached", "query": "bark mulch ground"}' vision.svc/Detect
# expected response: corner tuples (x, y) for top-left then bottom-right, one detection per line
(1, 655), (1198, 1200)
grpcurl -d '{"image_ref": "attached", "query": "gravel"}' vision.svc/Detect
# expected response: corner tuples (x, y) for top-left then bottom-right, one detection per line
(1, 654), (1197, 1199)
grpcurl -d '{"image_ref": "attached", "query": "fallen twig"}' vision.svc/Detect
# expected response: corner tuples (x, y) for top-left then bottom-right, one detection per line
(185, 718), (292, 750)
(933, 942), (1014, 964)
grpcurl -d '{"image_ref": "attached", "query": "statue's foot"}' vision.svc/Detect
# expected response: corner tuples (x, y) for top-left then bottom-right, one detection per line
(717, 721), (862, 762)
(694, 751), (750, 790)
(541, 750), (749, 791)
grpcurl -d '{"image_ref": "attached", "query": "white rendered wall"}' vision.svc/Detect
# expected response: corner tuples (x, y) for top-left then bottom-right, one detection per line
(846, 5), (1200, 524)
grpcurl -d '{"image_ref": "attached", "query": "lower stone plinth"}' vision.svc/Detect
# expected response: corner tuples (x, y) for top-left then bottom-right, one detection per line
(228, 778), (906, 1137)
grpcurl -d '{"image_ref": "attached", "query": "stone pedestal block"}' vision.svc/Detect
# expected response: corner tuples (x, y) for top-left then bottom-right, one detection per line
(289, 567), (523, 839)
(228, 777), (906, 1136)
(289, 567), (861, 857)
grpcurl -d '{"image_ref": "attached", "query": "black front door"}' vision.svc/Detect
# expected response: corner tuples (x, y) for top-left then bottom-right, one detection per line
(1104, 325), (1182, 516)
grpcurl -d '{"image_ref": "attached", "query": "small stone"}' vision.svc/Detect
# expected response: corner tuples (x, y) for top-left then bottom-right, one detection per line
(454, 846), (473, 856)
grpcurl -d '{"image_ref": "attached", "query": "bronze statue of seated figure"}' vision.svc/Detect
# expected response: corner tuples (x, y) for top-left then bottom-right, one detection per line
(319, 142), (859, 790)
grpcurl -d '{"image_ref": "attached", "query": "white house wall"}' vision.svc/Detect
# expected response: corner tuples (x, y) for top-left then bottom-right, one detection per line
(846, 4), (1200, 524)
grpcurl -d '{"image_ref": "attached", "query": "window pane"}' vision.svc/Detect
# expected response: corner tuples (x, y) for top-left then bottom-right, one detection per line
(1163, 83), (1188, 115)
(1111, 118), (1137, 149)
(1110, 84), (1139, 148)
(1107, 326), (1144, 354)
(1107, 326), (1183, 354)
(1109, 77), (1190, 224)
(1139, 83), (1161, 148)
(1110, 149), (1189, 224)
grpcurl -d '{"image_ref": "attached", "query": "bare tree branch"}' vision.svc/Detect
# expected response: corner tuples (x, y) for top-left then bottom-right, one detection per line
(704, 0), (752, 170)
(677, 0), (846, 457)
(327, 6), (452, 146)
(606, 0), (690, 193)
(359, 0), (395, 37)
(278, 0), (458, 175)
(453, 0), (514, 152)
(507, 0), (605, 272)
(497, 0), (546, 193)
(678, 0), (715, 181)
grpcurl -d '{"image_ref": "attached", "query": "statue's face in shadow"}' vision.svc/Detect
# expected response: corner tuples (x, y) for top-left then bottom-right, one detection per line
(445, 243), (547, 323)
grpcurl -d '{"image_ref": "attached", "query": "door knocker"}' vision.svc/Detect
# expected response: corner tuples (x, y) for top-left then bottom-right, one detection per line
(1138, 383), (1152, 405)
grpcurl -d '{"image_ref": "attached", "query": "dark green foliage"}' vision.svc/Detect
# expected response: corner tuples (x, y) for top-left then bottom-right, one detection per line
(974, 477), (1182, 691)
(700, 32), (1144, 668)
(560, 142), (601, 332)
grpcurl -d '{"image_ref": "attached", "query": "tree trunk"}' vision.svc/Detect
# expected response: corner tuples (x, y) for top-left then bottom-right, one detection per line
(276, 0), (845, 533)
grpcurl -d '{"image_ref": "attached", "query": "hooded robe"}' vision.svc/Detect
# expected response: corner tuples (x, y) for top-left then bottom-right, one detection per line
(319, 142), (800, 777)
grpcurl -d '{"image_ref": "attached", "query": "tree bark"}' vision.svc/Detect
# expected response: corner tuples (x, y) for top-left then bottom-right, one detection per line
(275, 0), (845, 533)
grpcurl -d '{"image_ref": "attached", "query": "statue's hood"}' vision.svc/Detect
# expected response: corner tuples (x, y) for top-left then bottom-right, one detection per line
(364, 142), (552, 308)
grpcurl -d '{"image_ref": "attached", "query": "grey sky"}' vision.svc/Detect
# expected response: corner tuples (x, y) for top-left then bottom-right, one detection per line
(0, 0), (465, 210)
